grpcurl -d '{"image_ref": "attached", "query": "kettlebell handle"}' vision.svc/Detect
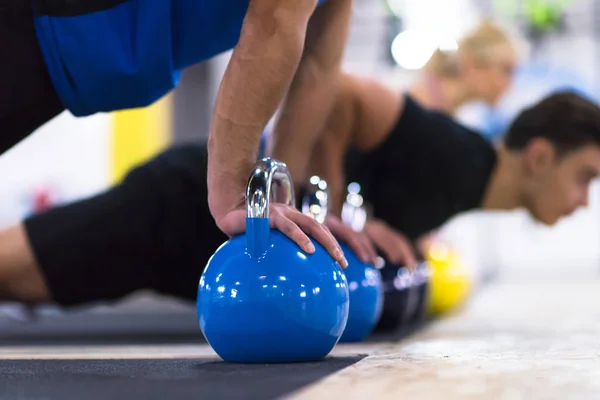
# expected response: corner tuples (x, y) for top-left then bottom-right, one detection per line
(302, 176), (329, 224)
(246, 158), (296, 219)
(342, 182), (367, 232)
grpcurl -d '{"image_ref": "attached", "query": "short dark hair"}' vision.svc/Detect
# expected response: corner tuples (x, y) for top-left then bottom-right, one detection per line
(503, 90), (600, 155)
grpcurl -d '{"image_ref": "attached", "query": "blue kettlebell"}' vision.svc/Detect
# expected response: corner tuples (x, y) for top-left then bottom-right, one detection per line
(197, 159), (349, 363)
(302, 178), (383, 343)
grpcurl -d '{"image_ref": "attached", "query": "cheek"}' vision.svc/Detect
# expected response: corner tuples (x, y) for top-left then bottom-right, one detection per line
(468, 68), (489, 87)
(551, 176), (582, 210)
(532, 177), (565, 210)
(492, 72), (510, 91)
(478, 72), (505, 99)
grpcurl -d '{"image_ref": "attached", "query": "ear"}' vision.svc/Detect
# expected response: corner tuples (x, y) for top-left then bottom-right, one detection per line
(522, 138), (556, 175)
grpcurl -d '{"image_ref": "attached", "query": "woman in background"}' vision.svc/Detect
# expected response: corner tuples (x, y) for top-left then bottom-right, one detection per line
(409, 19), (518, 115)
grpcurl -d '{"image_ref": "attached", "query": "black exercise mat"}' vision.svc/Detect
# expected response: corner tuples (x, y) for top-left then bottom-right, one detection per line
(0, 356), (364, 400)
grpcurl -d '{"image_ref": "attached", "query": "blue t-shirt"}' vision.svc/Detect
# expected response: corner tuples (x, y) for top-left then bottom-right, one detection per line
(33, 0), (324, 117)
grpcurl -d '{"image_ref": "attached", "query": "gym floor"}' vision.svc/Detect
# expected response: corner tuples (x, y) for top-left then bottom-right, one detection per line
(1, 280), (598, 399)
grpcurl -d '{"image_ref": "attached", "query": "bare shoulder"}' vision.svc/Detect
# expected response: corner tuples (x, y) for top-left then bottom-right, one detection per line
(342, 71), (404, 151)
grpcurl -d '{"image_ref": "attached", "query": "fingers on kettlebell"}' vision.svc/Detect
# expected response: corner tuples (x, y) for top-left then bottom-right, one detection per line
(273, 212), (316, 254)
(344, 232), (370, 264)
(348, 231), (378, 266)
(361, 234), (379, 266)
(379, 240), (398, 265)
(397, 240), (417, 271)
(380, 236), (407, 266)
(303, 217), (348, 269)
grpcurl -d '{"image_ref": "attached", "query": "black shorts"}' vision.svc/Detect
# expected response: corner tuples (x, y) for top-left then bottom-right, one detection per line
(1, 1), (64, 154)
(24, 143), (228, 306)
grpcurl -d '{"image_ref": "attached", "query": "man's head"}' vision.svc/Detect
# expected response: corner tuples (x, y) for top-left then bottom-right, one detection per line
(502, 90), (600, 225)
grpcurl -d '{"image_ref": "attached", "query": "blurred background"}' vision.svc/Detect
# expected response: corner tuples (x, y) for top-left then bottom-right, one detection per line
(1, 0), (599, 333)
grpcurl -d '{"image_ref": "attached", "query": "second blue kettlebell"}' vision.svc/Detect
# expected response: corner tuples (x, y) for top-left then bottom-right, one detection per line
(302, 178), (383, 343)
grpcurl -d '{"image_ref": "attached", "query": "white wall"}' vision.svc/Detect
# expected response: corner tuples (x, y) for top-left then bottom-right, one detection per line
(0, 111), (111, 227)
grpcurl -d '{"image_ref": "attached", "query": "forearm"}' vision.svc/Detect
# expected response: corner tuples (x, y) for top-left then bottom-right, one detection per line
(270, 66), (340, 184)
(308, 131), (347, 217)
(207, 0), (318, 220)
(269, 0), (352, 186)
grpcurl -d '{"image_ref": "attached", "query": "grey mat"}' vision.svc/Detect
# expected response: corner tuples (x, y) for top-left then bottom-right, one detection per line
(0, 356), (364, 400)
(0, 312), (203, 345)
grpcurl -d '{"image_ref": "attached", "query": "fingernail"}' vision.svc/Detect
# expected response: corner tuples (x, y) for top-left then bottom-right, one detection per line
(340, 257), (348, 269)
(306, 242), (316, 253)
(335, 248), (344, 260)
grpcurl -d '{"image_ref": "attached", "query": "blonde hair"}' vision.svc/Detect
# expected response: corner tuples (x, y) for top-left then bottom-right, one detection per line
(425, 19), (514, 78)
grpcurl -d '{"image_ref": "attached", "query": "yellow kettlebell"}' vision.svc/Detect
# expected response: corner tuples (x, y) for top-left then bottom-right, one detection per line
(425, 242), (473, 316)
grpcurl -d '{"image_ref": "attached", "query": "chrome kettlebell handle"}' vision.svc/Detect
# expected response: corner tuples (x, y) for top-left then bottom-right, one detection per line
(302, 175), (329, 224)
(342, 182), (367, 232)
(246, 158), (296, 219)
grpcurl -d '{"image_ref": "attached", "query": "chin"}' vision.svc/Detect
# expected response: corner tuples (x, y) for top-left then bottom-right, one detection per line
(484, 94), (502, 107)
(528, 211), (560, 226)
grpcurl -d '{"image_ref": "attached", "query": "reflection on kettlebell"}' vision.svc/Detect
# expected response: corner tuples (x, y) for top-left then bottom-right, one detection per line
(197, 159), (349, 363)
(374, 261), (413, 332)
(405, 259), (431, 323)
(303, 178), (383, 343)
(375, 245), (432, 332)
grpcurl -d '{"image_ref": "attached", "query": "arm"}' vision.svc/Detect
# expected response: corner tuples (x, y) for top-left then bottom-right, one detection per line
(307, 73), (358, 216)
(309, 132), (346, 216)
(207, 0), (320, 226)
(207, 0), (349, 268)
(310, 72), (404, 211)
(308, 116), (381, 266)
(308, 109), (353, 217)
(269, 0), (353, 185)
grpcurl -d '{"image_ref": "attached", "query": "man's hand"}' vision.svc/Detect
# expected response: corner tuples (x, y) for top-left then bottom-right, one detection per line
(364, 219), (417, 270)
(215, 204), (349, 269)
(324, 215), (378, 266)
